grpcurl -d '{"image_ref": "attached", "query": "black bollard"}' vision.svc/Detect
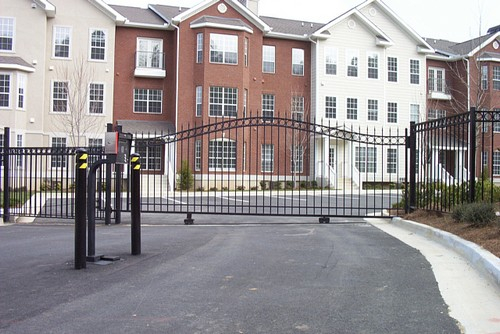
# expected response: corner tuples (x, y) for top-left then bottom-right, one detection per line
(75, 149), (88, 269)
(130, 153), (141, 255)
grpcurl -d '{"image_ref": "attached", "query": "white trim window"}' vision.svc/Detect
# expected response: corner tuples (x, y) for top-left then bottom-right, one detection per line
(261, 144), (274, 172)
(410, 104), (420, 123)
(51, 137), (67, 168)
(493, 66), (500, 90)
(481, 65), (488, 90)
(355, 147), (377, 173)
(347, 97), (357, 120)
(367, 99), (378, 121)
(262, 94), (275, 120)
(51, 81), (69, 113)
(17, 73), (26, 110)
(0, 17), (15, 51)
(89, 83), (104, 114)
(53, 26), (72, 58)
(89, 29), (106, 61)
(137, 38), (163, 69)
(135, 140), (163, 171)
(292, 48), (304, 76)
(387, 148), (397, 174)
(0, 73), (11, 108)
(493, 151), (500, 176)
(88, 138), (103, 165)
(133, 89), (162, 114)
(291, 96), (304, 121)
(209, 138), (236, 171)
(346, 50), (359, 77)
(367, 52), (378, 79)
(387, 56), (398, 82)
(291, 145), (303, 173)
(325, 47), (337, 75)
(196, 33), (203, 63)
(387, 102), (398, 123)
(210, 33), (238, 65)
(16, 134), (23, 167)
(427, 109), (446, 120)
(494, 109), (500, 132)
(194, 140), (202, 171)
(428, 68), (446, 92)
(209, 86), (237, 117)
(410, 59), (420, 84)
(262, 45), (275, 73)
(195, 86), (203, 117)
(325, 96), (336, 119)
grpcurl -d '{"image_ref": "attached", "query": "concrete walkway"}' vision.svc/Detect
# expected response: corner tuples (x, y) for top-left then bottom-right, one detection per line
(369, 218), (500, 334)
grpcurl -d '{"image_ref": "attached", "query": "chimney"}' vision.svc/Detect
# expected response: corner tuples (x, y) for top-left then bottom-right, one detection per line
(238, 0), (260, 16)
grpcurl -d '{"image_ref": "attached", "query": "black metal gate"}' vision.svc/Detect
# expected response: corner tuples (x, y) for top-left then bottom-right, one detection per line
(133, 117), (407, 220)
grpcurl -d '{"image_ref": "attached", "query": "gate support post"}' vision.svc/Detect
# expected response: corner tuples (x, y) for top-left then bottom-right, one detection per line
(184, 213), (194, 225)
(469, 107), (476, 203)
(75, 149), (88, 269)
(408, 122), (417, 213)
(2, 127), (10, 223)
(130, 154), (141, 255)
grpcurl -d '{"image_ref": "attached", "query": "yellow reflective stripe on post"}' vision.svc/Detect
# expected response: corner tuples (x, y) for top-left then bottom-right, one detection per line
(131, 156), (139, 163)
(79, 153), (88, 161)
(79, 163), (88, 169)
(134, 164), (141, 170)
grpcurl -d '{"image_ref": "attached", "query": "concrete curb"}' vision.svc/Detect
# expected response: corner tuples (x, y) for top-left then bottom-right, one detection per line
(391, 217), (500, 289)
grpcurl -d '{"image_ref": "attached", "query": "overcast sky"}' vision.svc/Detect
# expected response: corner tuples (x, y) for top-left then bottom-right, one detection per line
(105, 0), (499, 42)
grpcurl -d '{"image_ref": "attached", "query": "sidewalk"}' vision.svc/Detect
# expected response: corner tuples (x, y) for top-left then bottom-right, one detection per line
(369, 217), (500, 334)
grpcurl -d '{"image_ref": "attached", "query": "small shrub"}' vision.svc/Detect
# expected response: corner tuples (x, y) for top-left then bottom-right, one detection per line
(196, 186), (205, 192)
(209, 187), (218, 191)
(250, 186), (258, 191)
(452, 202), (497, 227)
(270, 181), (282, 190)
(236, 185), (246, 191)
(299, 181), (308, 189)
(260, 180), (268, 190)
(311, 181), (318, 189)
(285, 181), (294, 190)
(178, 160), (194, 191)
(222, 186), (229, 191)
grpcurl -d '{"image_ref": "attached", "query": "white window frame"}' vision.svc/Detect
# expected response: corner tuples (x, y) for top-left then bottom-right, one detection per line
(493, 66), (500, 90)
(89, 29), (107, 61)
(292, 48), (304, 76)
(325, 96), (336, 119)
(17, 73), (26, 110)
(346, 50), (359, 77)
(135, 140), (163, 171)
(136, 38), (163, 69)
(493, 151), (500, 176)
(210, 33), (238, 65)
(410, 104), (420, 123)
(428, 67), (446, 92)
(209, 87), (237, 117)
(367, 99), (378, 121)
(195, 140), (202, 171)
(387, 56), (398, 82)
(262, 45), (275, 73)
(51, 137), (67, 169)
(347, 97), (358, 120)
(195, 86), (203, 117)
(292, 96), (304, 121)
(481, 65), (488, 90)
(367, 52), (378, 79)
(387, 148), (397, 174)
(0, 73), (11, 109)
(53, 26), (72, 59)
(0, 17), (15, 52)
(16, 134), (23, 167)
(262, 94), (275, 120)
(89, 82), (105, 115)
(355, 146), (377, 173)
(410, 59), (420, 85)
(427, 109), (446, 120)
(387, 102), (398, 123)
(209, 138), (236, 172)
(261, 144), (274, 173)
(291, 145), (303, 173)
(196, 33), (203, 63)
(133, 89), (162, 114)
(51, 80), (69, 113)
(325, 47), (337, 75)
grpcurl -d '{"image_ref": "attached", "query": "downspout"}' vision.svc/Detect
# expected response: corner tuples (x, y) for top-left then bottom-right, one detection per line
(170, 22), (180, 191)
(308, 36), (319, 182)
(465, 57), (470, 110)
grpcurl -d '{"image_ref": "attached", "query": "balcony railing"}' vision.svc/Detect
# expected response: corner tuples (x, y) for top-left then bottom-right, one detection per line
(427, 78), (452, 100)
(134, 51), (166, 78)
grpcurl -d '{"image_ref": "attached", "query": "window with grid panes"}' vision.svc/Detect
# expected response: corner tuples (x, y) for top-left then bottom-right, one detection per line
(195, 86), (202, 117)
(368, 99), (378, 121)
(481, 65), (488, 90)
(0, 73), (11, 108)
(89, 83), (104, 114)
(262, 94), (274, 120)
(292, 48), (304, 76)
(347, 98), (357, 120)
(387, 57), (397, 82)
(54, 26), (71, 58)
(292, 96), (304, 121)
(17, 73), (26, 110)
(410, 104), (420, 123)
(196, 33), (203, 63)
(90, 29), (106, 61)
(134, 89), (162, 114)
(209, 139), (236, 171)
(261, 144), (274, 172)
(210, 33), (237, 64)
(52, 81), (68, 113)
(209, 87), (237, 117)
(493, 66), (500, 90)
(291, 145), (303, 173)
(494, 109), (500, 132)
(347, 50), (358, 77)
(0, 17), (14, 51)
(387, 148), (397, 174)
(262, 45), (275, 73)
(135, 140), (162, 171)
(195, 140), (201, 171)
(51, 137), (67, 168)
(325, 47), (337, 75)
(387, 102), (397, 123)
(493, 151), (500, 175)
(325, 96), (336, 119)
(410, 59), (420, 84)
(367, 52), (378, 79)
(355, 147), (377, 173)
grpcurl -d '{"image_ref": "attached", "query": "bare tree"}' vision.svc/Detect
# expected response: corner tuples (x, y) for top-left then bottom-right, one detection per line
(286, 94), (310, 188)
(54, 54), (103, 147)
